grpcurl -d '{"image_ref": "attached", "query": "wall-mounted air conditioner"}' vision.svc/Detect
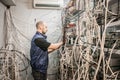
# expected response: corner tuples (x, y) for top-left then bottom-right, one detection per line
(33, 0), (63, 9)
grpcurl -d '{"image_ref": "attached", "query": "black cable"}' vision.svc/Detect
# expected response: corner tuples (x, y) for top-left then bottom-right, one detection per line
(0, 48), (30, 72)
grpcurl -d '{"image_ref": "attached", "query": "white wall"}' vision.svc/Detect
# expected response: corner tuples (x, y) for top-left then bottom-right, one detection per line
(9, 0), (62, 80)
(0, 2), (6, 48)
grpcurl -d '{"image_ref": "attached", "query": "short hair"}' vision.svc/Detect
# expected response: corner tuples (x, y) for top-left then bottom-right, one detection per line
(36, 21), (44, 29)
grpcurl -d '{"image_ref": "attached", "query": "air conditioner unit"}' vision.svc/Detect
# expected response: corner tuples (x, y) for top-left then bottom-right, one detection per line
(33, 0), (63, 9)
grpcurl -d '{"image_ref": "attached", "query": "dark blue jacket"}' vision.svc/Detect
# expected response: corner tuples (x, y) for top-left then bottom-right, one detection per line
(30, 32), (49, 73)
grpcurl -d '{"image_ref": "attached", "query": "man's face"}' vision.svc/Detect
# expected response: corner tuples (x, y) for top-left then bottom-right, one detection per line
(42, 23), (48, 34)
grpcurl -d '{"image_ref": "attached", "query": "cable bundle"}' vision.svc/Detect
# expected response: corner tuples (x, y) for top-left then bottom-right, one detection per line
(60, 0), (120, 80)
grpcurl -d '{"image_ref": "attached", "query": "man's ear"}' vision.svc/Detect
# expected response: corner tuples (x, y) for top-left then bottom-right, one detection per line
(38, 25), (42, 29)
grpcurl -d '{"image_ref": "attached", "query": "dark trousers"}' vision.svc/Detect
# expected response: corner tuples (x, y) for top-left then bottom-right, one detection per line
(32, 69), (47, 80)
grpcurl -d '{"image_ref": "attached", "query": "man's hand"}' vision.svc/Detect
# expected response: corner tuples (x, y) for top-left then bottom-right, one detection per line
(48, 41), (63, 51)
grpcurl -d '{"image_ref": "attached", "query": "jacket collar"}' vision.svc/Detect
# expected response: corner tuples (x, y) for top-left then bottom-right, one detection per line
(36, 31), (47, 39)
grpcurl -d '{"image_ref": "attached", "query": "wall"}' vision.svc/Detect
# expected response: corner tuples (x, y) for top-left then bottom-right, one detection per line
(9, 0), (62, 80)
(0, 2), (6, 48)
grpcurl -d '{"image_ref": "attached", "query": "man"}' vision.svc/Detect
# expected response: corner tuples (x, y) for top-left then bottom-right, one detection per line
(30, 21), (63, 80)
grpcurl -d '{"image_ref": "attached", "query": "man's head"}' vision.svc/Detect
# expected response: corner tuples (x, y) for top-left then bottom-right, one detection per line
(36, 21), (48, 34)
